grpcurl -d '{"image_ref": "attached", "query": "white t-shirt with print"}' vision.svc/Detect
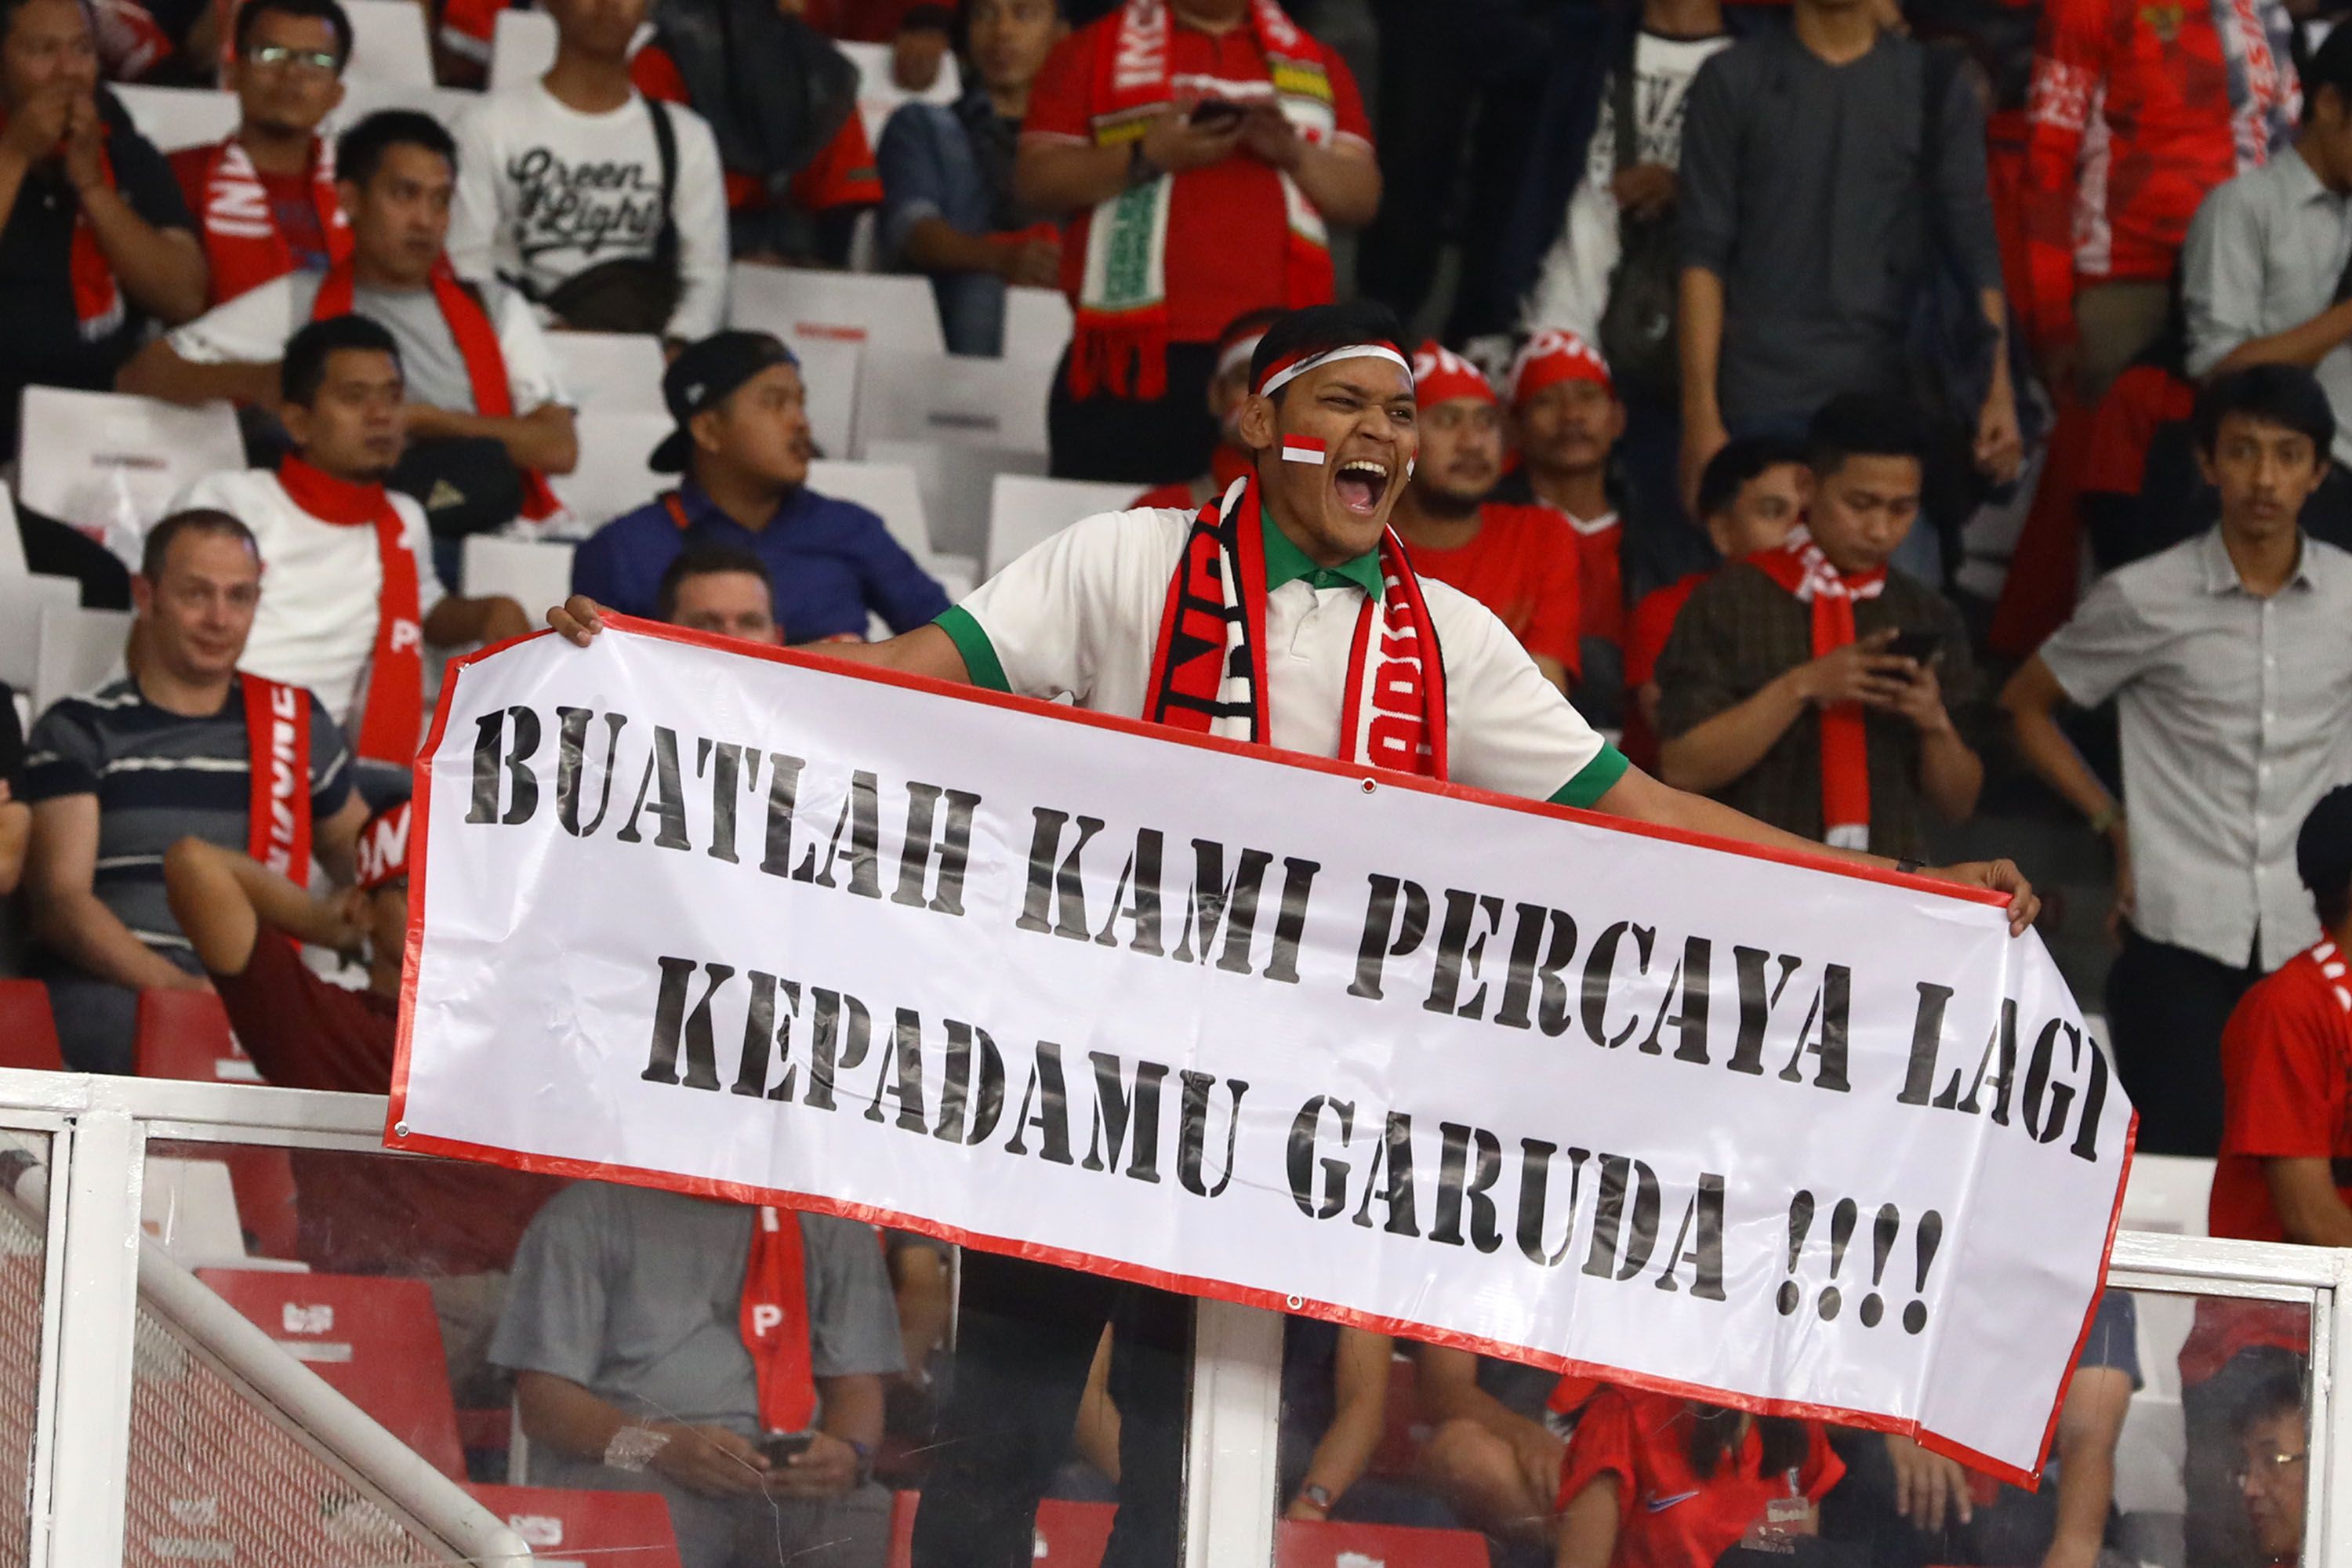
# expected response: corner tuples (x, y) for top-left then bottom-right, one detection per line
(448, 82), (731, 343)
(1519, 28), (1733, 340)
(171, 467), (447, 738)
(949, 507), (1623, 805)
(165, 270), (571, 418)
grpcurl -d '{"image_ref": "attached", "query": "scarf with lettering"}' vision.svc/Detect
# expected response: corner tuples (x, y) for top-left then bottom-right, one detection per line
(310, 256), (563, 521)
(196, 136), (350, 303)
(739, 1206), (818, 1434)
(1145, 474), (1446, 778)
(239, 673), (311, 887)
(1748, 528), (1886, 851)
(276, 456), (423, 767)
(1070, 0), (1337, 399)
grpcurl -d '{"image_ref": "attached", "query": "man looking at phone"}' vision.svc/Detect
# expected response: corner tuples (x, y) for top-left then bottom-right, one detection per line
(1654, 393), (1985, 862)
(489, 1181), (905, 1568)
(2002, 364), (2352, 1158)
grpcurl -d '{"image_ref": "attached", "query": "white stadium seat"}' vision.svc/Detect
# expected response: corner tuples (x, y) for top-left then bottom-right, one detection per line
(548, 410), (674, 531)
(342, 0), (437, 84)
(461, 535), (577, 612)
(488, 7), (557, 90)
(1002, 285), (1074, 365)
(34, 604), (132, 717)
(806, 458), (929, 561)
(985, 474), (1138, 579)
(16, 387), (244, 562)
(329, 78), (476, 133)
(731, 264), (946, 361)
(862, 439), (1043, 565)
(837, 38), (960, 149)
(0, 576), (76, 695)
(852, 350), (1051, 456)
(111, 85), (238, 152)
(546, 333), (666, 415)
(782, 332), (861, 460)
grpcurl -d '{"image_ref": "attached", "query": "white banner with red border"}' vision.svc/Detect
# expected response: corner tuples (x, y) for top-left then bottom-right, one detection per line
(390, 619), (2133, 1482)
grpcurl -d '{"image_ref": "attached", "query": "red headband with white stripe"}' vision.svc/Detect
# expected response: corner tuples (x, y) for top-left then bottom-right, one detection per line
(1254, 341), (1416, 398)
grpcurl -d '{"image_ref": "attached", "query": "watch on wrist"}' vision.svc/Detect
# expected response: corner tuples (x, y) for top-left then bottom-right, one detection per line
(847, 1438), (876, 1484)
(604, 1425), (672, 1473)
(1127, 138), (1163, 187)
(1896, 858), (1923, 876)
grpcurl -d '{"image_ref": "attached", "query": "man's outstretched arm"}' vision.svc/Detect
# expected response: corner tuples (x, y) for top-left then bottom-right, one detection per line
(1594, 763), (2039, 935)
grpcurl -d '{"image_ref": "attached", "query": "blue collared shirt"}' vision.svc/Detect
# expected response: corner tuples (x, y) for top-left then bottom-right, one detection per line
(877, 93), (1020, 357)
(570, 481), (951, 640)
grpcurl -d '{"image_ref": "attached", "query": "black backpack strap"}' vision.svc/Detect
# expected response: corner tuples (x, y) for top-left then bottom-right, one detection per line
(646, 95), (681, 274)
(1611, 26), (1640, 172)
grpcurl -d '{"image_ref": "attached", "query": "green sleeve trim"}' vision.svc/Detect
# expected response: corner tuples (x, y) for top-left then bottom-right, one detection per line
(1550, 743), (1632, 810)
(934, 605), (1010, 693)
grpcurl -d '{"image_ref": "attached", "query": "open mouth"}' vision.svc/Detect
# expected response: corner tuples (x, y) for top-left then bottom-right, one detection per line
(1334, 458), (1390, 515)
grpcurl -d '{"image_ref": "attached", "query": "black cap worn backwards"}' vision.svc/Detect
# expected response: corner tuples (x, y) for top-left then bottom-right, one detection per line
(2298, 784), (2352, 902)
(648, 330), (800, 474)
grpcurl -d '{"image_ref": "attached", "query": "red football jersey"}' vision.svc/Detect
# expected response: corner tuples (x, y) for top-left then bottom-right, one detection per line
(1405, 502), (1584, 678)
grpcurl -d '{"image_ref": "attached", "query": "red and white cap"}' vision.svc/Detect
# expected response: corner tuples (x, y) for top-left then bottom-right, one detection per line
(354, 801), (412, 892)
(1412, 339), (1497, 408)
(1507, 329), (1613, 406)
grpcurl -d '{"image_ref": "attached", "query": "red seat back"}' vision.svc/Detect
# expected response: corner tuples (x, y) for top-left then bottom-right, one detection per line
(887, 1492), (1115, 1567)
(0, 982), (64, 1072)
(1276, 1519), (1490, 1568)
(138, 989), (299, 1258)
(133, 989), (262, 1083)
(466, 1483), (684, 1568)
(194, 1269), (466, 1480)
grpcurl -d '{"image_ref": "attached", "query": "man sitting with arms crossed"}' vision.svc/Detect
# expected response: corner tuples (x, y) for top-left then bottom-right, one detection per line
(491, 1182), (904, 1568)
(170, 0), (352, 306)
(550, 300), (2039, 1568)
(660, 545), (783, 645)
(21, 510), (363, 1073)
(124, 110), (579, 541)
(162, 803), (560, 1406)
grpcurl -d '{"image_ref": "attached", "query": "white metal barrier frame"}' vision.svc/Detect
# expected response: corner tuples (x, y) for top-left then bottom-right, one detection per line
(1, 1064), (2345, 1566)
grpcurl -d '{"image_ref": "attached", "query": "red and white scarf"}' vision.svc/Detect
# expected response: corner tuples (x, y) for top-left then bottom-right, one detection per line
(195, 136), (350, 303)
(1145, 475), (1447, 778)
(6, 114), (129, 343)
(276, 456), (424, 767)
(1748, 528), (1886, 851)
(310, 257), (563, 522)
(739, 1206), (818, 1434)
(239, 673), (311, 887)
(1069, 0), (1338, 400)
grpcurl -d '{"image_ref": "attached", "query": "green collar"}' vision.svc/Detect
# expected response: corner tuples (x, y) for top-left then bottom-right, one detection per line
(1260, 509), (1385, 601)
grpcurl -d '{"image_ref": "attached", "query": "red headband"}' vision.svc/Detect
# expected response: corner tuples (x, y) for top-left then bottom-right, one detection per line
(355, 802), (412, 891)
(1507, 329), (1613, 405)
(1412, 339), (1496, 408)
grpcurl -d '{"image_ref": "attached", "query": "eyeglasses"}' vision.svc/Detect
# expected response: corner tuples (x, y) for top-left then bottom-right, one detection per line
(245, 43), (340, 74)
(2234, 1450), (2308, 1485)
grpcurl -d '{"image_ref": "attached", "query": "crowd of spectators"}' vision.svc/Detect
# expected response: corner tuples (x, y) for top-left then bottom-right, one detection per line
(0, 0), (2347, 1562)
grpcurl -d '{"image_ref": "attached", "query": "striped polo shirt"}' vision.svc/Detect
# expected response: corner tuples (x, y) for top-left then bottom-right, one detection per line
(23, 677), (353, 959)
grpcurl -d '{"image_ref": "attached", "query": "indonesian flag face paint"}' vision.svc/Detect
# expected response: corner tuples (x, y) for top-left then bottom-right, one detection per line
(1282, 435), (1328, 465)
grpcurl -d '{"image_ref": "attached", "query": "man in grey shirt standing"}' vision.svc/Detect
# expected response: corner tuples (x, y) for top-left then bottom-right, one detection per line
(2001, 365), (2352, 1156)
(2184, 25), (2352, 550)
(491, 1181), (905, 1568)
(1674, 0), (2022, 564)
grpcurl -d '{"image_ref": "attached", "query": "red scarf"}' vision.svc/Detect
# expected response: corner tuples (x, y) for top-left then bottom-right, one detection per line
(4, 114), (130, 343)
(276, 456), (423, 767)
(1069, 0), (1337, 399)
(239, 673), (311, 887)
(310, 257), (561, 521)
(1145, 475), (1446, 778)
(196, 136), (350, 303)
(1747, 529), (1886, 851)
(739, 1206), (818, 1433)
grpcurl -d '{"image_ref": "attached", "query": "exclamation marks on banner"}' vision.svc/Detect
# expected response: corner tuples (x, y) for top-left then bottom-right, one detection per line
(1777, 1192), (1943, 1333)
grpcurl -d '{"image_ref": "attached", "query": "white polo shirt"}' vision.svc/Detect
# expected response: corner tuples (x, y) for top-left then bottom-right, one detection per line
(172, 467), (447, 739)
(938, 506), (1630, 808)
